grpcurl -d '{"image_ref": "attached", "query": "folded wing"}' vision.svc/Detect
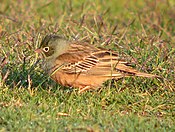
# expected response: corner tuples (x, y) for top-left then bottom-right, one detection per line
(56, 43), (157, 78)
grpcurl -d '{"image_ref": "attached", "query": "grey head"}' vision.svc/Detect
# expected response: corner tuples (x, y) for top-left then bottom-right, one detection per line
(40, 34), (69, 59)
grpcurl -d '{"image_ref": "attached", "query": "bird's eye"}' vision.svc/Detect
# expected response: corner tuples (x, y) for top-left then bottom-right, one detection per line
(43, 47), (49, 52)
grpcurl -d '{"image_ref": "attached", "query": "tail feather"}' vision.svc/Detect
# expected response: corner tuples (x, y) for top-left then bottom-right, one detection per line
(135, 72), (158, 78)
(115, 64), (160, 78)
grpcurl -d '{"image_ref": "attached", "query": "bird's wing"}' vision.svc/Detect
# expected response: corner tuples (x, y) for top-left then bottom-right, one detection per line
(57, 44), (130, 76)
(60, 54), (99, 73)
(56, 42), (156, 78)
(55, 42), (100, 73)
(89, 51), (157, 78)
(86, 50), (134, 77)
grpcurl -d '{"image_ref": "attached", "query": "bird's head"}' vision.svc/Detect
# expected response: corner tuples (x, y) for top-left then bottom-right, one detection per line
(35, 34), (69, 60)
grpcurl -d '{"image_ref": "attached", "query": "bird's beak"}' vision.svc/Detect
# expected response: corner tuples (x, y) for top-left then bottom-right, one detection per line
(35, 48), (42, 54)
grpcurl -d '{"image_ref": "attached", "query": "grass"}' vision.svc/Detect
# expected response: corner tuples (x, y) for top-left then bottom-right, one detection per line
(0, 0), (175, 131)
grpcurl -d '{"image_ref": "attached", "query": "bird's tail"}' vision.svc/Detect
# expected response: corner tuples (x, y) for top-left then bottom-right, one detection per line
(115, 64), (160, 78)
(135, 72), (159, 78)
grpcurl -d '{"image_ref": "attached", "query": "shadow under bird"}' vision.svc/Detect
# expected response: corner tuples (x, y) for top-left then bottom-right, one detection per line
(35, 34), (159, 92)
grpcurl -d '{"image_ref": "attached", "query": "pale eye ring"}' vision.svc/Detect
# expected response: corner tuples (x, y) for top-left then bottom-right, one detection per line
(43, 47), (49, 52)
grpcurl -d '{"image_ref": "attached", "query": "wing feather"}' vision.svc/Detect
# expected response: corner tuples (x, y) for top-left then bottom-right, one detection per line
(56, 42), (148, 77)
(61, 55), (99, 73)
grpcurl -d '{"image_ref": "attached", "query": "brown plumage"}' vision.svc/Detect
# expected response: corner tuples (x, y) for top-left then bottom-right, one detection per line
(36, 34), (159, 92)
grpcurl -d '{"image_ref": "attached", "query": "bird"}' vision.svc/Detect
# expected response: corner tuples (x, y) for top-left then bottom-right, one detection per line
(35, 34), (159, 93)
